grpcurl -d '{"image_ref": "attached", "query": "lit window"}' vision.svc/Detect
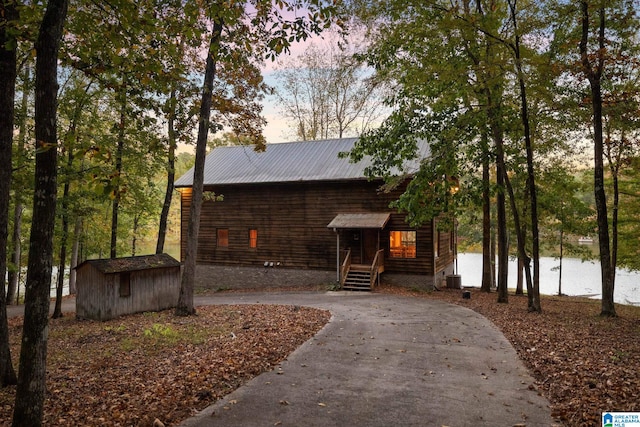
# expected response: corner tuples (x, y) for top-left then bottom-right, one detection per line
(249, 229), (258, 248)
(217, 229), (229, 247)
(389, 231), (416, 258)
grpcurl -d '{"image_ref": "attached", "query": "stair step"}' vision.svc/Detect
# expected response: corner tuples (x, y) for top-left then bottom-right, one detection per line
(342, 286), (371, 291)
(342, 265), (377, 291)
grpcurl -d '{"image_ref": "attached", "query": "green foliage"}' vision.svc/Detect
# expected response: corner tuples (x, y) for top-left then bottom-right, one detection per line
(143, 323), (179, 341)
(616, 158), (640, 271)
(537, 165), (596, 259)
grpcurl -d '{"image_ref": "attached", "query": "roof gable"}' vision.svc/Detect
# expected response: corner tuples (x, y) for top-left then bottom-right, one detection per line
(174, 138), (429, 187)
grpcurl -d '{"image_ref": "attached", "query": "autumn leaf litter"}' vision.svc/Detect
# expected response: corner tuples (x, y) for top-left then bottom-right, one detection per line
(0, 304), (330, 427)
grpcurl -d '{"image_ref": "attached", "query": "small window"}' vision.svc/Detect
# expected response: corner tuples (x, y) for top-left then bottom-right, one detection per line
(217, 228), (229, 247)
(119, 272), (131, 297)
(249, 229), (258, 248)
(389, 230), (416, 258)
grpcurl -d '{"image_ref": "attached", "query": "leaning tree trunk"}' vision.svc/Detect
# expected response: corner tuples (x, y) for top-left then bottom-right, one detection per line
(176, 20), (224, 316)
(12, 0), (69, 424)
(0, 0), (19, 388)
(501, 162), (535, 307)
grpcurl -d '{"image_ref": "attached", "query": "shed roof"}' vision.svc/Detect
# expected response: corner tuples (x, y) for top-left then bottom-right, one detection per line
(77, 253), (180, 274)
(327, 213), (391, 229)
(174, 138), (429, 187)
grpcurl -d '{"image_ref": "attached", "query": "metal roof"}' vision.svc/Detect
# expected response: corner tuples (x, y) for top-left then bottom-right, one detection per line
(326, 213), (391, 229)
(174, 138), (429, 187)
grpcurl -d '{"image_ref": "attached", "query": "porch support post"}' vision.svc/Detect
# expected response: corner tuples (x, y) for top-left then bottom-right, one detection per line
(334, 228), (340, 282)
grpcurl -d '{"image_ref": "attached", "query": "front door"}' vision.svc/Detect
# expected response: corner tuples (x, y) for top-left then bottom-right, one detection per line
(362, 229), (379, 265)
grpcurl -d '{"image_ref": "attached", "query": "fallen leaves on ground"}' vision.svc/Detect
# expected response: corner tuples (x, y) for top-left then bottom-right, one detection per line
(378, 285), (640, 427)
(0, 304), (330, 427)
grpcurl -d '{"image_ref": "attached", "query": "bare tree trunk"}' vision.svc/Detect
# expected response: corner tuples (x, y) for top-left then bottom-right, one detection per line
(0, 0), (19, 388)
(579, 2), (615, 317)
(508, 0), (541, 312)
(176, 19), (224, 316)
(13, 0), (69, 424)
(490, 214), (496, 289)
(132, 214), (139, 256)
(53, 147), (74, 319)
(485, 86), (509, 303)
(68, 217), (82, 295)
(516, 256), (524, 295)
(480, 132), (492, 292)
(156, 88), (177, 254)
(495, 147), (509, 304)
(7, 200), (22, 305)
(558, 226), (564, 296)
(7, 64), (30, 306)
(110, 82), (127, 259)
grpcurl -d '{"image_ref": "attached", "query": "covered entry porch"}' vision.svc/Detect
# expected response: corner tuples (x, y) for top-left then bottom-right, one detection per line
(327, 213), (390, 290)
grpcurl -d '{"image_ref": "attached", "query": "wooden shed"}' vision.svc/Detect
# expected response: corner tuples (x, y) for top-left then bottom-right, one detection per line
(75, 253), (181, 321)
(174, 138), (456, 290)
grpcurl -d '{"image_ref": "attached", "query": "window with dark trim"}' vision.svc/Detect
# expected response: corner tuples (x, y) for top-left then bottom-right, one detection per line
(217, 228), (229, 247)
(249, 229), (258, 248)
(389, 230), (416, 258)
(119, 272), (131, 297)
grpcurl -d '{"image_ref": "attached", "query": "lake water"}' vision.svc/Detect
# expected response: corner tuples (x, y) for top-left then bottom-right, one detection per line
(456, 252), (640, 306)
(6, 252), (639, 307)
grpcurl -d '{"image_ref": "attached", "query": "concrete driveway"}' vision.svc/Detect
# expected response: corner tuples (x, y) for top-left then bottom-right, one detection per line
(178, 292), (557, 427)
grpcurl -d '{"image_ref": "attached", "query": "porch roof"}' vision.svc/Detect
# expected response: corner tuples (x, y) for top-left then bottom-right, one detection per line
(327, 213), (391, 229)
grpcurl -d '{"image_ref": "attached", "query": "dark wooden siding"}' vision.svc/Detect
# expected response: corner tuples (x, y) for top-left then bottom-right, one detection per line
(434, 223), (456, 275)
(180, 180), (454, 276)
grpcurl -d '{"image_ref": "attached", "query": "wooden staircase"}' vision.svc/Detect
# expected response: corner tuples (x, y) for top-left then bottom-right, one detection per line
(339, 248), (384, 292)
(342, 265), (373, 291)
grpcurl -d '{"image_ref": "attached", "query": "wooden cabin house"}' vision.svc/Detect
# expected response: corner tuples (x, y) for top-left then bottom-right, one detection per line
(174, 138), (456, 290)
(75, 253), (181, 321)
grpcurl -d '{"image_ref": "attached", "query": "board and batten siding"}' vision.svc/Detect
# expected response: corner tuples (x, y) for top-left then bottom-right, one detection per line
(180, 179), (455, 276)
(76, 263), (180, 321)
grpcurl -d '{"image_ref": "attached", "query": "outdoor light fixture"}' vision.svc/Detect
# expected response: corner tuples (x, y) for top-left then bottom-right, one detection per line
(448, 176), (460, 195)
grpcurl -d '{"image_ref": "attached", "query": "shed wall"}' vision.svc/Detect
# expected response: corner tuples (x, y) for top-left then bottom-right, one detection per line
(76, 264), (108, 320)
(76, 265), (180, 321)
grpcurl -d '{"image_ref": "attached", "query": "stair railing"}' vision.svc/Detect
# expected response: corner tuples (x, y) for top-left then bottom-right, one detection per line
(369, 249), (385, 288)
(340, 249), (351, 287)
